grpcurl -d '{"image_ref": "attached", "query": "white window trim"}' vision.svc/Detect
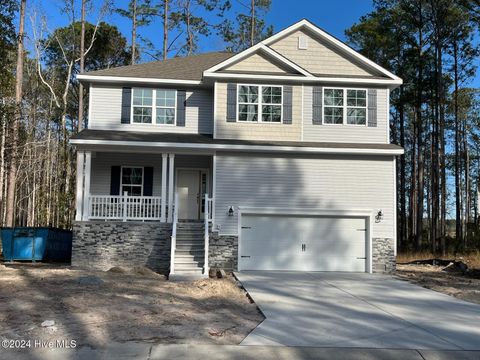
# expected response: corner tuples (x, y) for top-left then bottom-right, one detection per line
(322, 87), (368, 127)
(120, 166), (144, 196)
(131, 88), (177, 126)
(236, 84), (283, 123)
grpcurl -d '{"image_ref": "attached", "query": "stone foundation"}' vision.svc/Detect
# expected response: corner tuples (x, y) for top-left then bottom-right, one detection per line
(372, 237), (396, 273)
(209, 233), (238, 271)
(72, 221), (172, 274)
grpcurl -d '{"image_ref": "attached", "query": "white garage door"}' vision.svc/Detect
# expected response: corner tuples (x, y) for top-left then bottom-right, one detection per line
(239, 214), (368, 272)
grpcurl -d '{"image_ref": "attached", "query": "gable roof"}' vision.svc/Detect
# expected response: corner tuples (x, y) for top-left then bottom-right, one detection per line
(264, 19), (402, 82)
(204, 19), (402, 87)
(78, 52), (234, 83)
(77, 19), (402, 87)
(210, 43), (314, 77)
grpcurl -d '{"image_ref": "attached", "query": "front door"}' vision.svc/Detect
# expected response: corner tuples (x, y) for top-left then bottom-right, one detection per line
(176, 169), (208, 220)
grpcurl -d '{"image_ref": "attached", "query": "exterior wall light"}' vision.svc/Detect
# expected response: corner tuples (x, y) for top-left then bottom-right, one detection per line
(228, 206), (234, 217)
(375, 210), (383, 223)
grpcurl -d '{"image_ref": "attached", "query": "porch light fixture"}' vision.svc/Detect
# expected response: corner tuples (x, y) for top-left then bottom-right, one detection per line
(228, 206), (234, 217)
(375, 210), (383, 223)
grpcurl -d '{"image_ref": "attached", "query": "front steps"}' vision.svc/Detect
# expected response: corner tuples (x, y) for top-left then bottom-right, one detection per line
(169, 221), (208, 281)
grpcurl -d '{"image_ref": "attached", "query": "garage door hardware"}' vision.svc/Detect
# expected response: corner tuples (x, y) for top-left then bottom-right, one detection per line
(357, 257), (366, 260)
(241, 256), (251, 258)
(241, 226), (251, 229)
(301, 244), (307, 251)
(356, 229), (367, 231)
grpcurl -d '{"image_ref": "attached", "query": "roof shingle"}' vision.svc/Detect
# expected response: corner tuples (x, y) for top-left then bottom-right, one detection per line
(82, 52), (235, 81)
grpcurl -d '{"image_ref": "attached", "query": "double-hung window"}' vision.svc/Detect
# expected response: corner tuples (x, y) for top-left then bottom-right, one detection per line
(238, 85), (282, 123)
(121, 167), (143, 196)
(132, 88), (176, 125)
(323, 88), (367, 125)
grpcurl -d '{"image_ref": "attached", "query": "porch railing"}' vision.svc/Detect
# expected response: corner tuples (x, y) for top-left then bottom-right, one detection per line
(88, 193), (162, 221)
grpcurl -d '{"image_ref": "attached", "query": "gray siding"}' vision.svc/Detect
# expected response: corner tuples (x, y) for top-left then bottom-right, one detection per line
(90, 153), (212, 196)
(302, 86), (389, 143)
(89, 84), (213, 134)
(90, 153), (165, 196)
(214, 153), (395, 239)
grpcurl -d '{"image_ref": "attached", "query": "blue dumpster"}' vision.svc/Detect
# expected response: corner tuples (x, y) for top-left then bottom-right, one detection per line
(1, 227), (72, 262)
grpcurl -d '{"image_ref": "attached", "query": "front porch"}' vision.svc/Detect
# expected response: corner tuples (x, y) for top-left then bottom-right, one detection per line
(75, 151), (213, 223)
(74, 150), (214, 278)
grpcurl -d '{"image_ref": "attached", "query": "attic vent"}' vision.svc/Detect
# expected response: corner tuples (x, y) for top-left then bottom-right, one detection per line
(298, 36), (308, 50)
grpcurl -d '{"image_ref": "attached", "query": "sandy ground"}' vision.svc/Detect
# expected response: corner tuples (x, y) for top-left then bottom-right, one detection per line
(0, 264), (263, 348)
(396, 263), (480, 305)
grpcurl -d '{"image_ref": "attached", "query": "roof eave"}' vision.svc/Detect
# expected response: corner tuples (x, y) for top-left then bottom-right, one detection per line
(70, 138), (404, 156)
(76, 74), (204, 85)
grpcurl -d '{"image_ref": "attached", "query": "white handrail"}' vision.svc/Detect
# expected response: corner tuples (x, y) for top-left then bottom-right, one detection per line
(170, 192), (179, 275)
(203, 193), (213, 276)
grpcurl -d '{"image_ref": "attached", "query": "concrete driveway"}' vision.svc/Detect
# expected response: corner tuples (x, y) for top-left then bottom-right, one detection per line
(235, 272), (480, 350)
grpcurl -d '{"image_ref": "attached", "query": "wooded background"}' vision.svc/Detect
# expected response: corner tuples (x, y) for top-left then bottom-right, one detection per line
(1, 0), (479, 254)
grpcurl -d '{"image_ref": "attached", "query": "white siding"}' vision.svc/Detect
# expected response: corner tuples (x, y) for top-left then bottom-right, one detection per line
(302, 86), (389, 143)
(88, 84), (213, 134)
(90, 152), (212, 196)
(214, 153), (395, 239)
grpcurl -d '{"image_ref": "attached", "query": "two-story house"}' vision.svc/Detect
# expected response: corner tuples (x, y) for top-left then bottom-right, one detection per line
(71, 19), (403, 280)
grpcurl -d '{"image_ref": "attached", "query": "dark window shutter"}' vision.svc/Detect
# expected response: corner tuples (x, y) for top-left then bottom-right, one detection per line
(176, 90), (186, 127)
(312, 86), (323, 125)
(226, 83), (237, 122)
(121, 87), (132, 124)
(143, 167), (154, 196)
(110, 166), (121, 195)
(368, 89), (377, 127)
(283, 86), (293, 124)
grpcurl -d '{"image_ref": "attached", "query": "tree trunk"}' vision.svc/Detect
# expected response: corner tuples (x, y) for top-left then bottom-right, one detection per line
(454, 40), (462, 249)
(163, 0), (168, 60)
(399, 96), (406, 250)
(132, 0), (137, 64)
(6, 0), (26, 227)
(78, 0), (86, 132)
(250, 0), (255, 46)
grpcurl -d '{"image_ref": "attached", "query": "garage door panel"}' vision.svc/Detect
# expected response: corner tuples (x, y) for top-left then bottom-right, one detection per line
(240, 214), (368, 272)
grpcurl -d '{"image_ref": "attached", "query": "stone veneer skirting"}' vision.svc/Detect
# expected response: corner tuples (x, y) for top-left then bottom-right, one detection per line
(209, 233), (238, 271)
(372, 237), (396, 273)
(72, 223), (395, 274)
(72, 221), (172, 274)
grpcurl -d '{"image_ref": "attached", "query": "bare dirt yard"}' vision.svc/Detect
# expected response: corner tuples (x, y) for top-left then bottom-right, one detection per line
(396, 262), (480, 305)
(0, 264), (263, 348)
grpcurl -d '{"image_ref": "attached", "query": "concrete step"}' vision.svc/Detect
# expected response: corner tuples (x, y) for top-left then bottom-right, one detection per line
(169, 271), (208, 281)
(176, 241), (204, 245)
(174, 260), (204, 267)
(174, 264), (204, 272)
(176, 234), (204, 239)
(175, 244), (204, 249)
(177, 233), (205, 239)
(175, 254), (205, 261)
(175, 251), (205, 257)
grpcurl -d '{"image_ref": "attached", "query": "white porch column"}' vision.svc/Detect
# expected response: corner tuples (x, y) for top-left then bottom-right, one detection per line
(160, 153), (168, 222)
(81, 151), (92, 221)
(167, 153), (175, 222)
(75, 151), (85, 221)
